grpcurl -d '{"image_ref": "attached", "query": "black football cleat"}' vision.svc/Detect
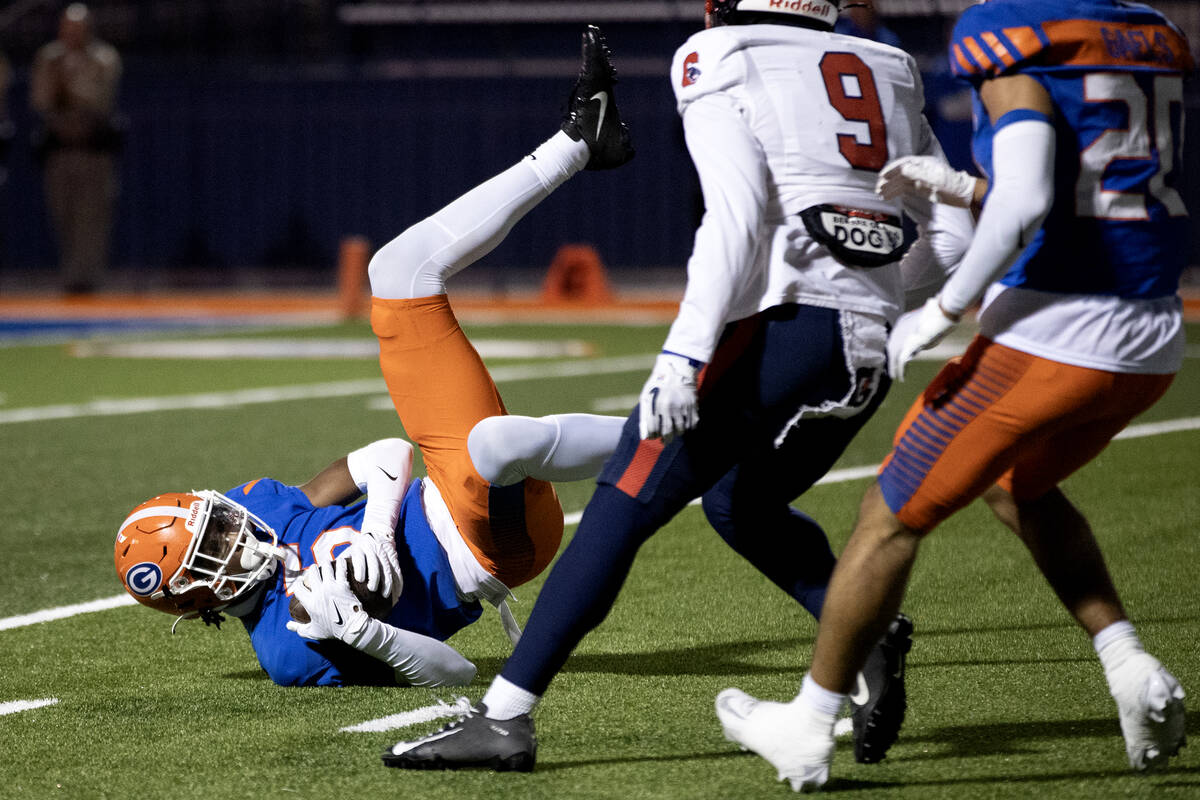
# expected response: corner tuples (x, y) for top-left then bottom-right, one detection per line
(561, 25), (635, 170)
(850, 613), (914, 764)
(381, 703), (536, 772)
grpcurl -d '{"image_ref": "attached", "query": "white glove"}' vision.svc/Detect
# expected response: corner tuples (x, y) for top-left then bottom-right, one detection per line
(285, 560), (370, 642)
(888, 296), (960, 381)
(876, 155), (979, 208)
(341, 528), (403, 603)
(638, 352), (701, 441)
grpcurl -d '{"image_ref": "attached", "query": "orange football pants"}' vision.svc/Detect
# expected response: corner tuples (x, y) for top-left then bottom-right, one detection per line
(878, 337), (1174, 532)
(370, 294), (563, 588)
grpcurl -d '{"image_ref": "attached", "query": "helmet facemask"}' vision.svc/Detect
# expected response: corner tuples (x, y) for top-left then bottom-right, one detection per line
(170, 490), (285, 608)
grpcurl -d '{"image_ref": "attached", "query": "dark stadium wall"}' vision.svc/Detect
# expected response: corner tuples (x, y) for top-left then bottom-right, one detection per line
(1, 51), (1197, 282)
(0, 64), (699, 282)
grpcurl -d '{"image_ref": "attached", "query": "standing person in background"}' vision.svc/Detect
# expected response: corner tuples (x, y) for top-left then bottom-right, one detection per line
(30, 2), (122, 296)
(0, 50), (13, 186)
(0, 49), (12, 270)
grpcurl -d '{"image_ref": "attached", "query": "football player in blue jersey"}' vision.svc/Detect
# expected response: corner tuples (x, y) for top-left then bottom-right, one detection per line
(718, 0), (1191, 788)
(114, 27), (635, 688)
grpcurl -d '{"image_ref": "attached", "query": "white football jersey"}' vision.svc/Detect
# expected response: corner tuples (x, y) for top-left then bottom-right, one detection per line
(662, 23), (968, 364)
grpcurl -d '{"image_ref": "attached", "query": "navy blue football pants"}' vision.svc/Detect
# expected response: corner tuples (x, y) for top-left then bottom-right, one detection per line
(502, 303), (890, 695)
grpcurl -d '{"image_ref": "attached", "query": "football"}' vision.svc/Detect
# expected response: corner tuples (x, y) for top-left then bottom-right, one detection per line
(288, 560), (393, 624)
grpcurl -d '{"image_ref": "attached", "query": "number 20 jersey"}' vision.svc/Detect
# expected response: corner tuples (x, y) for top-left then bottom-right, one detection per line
(951, 0), (1193, 299)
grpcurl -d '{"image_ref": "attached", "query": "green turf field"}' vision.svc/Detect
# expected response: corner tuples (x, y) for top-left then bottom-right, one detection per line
(1, 318), (1197, 799)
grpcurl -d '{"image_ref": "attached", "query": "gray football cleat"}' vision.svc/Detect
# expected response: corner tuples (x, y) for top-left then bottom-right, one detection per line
(381, 703), (536, 772)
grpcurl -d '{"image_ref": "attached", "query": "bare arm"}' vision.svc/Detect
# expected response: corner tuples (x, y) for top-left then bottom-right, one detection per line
(979, 73), (1055, 123)
(956, 74), (1056, 210)
(297, 457), (361, 507)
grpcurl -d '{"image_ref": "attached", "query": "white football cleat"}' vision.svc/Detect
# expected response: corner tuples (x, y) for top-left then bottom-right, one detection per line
(716, 688), (835, 792)
(1107, 652), (1187, 771)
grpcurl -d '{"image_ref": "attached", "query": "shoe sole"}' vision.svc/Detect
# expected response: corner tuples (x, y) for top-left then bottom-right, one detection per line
(855, 688), (905, 764)
(855, 623), (913, 764)
(381, 751), (535, 772)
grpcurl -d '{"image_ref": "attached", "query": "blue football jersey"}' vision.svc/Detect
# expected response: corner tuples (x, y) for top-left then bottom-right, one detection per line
(951, 0), (1192, 299)
(229, 477), (482, 687)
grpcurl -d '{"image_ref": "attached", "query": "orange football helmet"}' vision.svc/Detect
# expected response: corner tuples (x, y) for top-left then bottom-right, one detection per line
(115, 490), (287, 623)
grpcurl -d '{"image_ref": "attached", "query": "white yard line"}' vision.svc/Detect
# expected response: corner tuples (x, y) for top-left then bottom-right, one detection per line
(72, 338), (596, 360)
(591, 393), (639, 413)
(0, 698), (59, 716)
(339, 698), (472, 733)
(1113, 416), (1200, 439)
(0, 354), (656, 425)
(0, 595), (137, 631)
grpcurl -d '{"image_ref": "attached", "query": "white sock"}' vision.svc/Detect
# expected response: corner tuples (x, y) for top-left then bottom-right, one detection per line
(481, 676), (540, 720)
(468, 413), (626, 486)
(1094, 620), (1144, 675)
(797, 672), (846, 718)
(526, 130), (589, 191)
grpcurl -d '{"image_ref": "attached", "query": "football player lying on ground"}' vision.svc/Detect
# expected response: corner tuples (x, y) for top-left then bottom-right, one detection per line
(112, 29), (635, 688)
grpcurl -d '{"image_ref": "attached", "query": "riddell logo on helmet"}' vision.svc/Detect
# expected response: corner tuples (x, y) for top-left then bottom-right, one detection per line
(185, 500), (204, 533)
(772, 0), (833, 14)
(739, 0), (837, 21)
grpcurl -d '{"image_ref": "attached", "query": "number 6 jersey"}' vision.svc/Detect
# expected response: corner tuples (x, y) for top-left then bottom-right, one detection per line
(665, 23), (971, 366)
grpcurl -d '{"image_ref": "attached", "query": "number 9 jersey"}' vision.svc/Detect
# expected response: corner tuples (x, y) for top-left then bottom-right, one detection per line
(951, 0), (1193, 300)
(666, 22), (961, 364)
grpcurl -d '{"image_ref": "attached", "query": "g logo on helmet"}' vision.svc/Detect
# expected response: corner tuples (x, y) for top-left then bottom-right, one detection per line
(126, 562), (164, 596)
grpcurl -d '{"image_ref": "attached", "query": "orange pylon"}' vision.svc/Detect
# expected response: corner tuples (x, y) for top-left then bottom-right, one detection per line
(338, 235), (371, 319)
(540, 244), (613, 304)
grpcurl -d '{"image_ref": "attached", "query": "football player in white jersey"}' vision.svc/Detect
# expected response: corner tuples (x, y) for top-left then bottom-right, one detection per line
(381, 0), (973, 772)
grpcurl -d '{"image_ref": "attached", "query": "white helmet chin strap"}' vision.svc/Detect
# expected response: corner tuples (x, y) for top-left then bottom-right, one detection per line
(238, 537), (289, 571)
